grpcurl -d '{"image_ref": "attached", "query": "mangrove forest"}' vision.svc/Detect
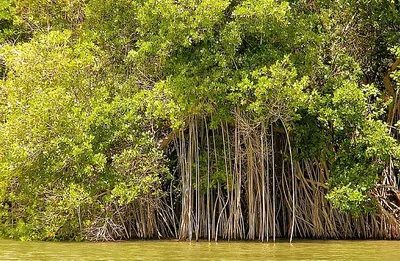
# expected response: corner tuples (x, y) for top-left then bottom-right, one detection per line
(1, 0), (400, 242)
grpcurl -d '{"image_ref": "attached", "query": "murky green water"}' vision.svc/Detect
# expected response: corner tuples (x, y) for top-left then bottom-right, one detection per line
(0, 239), (399, 260)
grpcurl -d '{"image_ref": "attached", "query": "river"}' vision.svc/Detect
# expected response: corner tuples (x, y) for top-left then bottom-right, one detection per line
(0, 239), (399, 260)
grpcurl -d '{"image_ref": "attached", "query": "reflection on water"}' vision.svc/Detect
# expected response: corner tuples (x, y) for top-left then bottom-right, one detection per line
(0, 239), (399, 260)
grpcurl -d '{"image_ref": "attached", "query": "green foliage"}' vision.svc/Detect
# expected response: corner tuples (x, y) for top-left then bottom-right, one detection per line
(232, 57), (308, 122)
(0, 0), (24, 43)
(310, 80), (400, 213)
(13, 0), (86, 30)
(1, 0), (400, 239)
(326, 185), (376, 215)
(0, 30), (166, 240)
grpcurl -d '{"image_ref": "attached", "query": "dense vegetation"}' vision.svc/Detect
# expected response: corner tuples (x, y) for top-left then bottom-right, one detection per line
(1, 0), (400, 241)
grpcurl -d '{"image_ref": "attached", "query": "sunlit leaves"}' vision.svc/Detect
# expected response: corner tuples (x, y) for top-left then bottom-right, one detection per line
(0, 30), (166, 240)
(232, 57), (308, 122)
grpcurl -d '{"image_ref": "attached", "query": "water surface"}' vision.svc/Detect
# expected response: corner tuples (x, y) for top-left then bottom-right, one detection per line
(0, 239), (399, 260)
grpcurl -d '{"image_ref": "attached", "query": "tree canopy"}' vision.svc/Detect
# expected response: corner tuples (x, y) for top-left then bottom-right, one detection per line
(1, 0), (400, 241)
